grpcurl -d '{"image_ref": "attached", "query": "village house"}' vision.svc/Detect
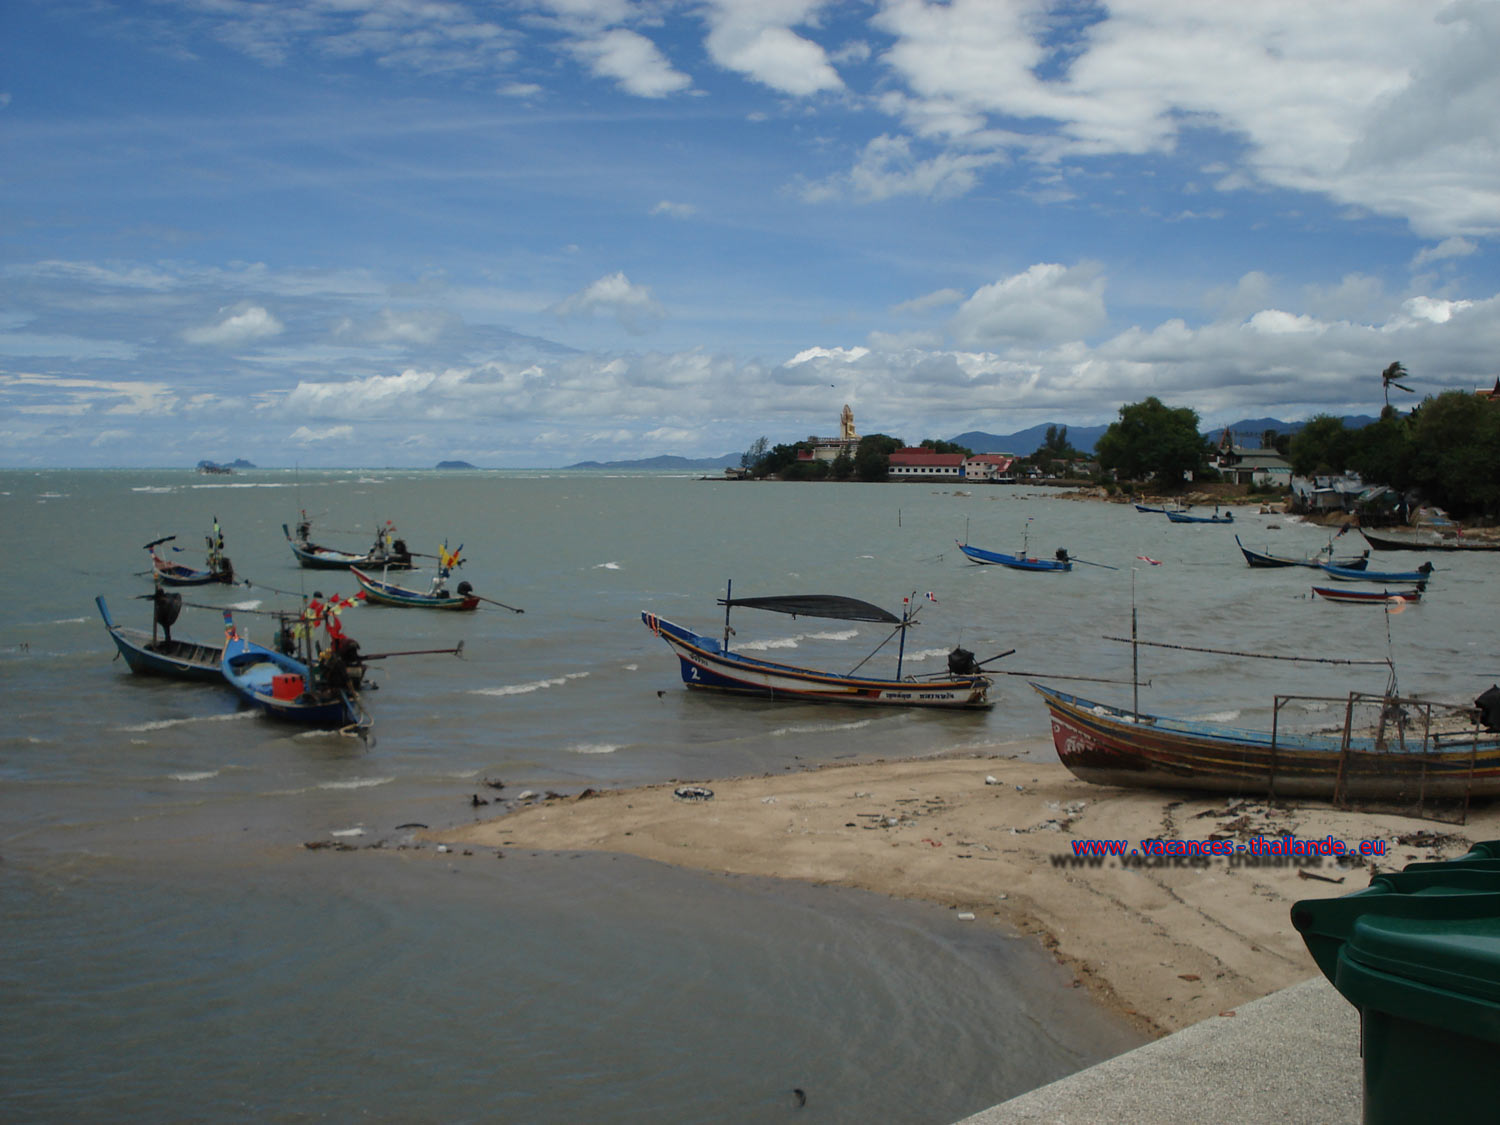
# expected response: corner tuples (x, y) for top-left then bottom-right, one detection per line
(961, 454), (1018, 482)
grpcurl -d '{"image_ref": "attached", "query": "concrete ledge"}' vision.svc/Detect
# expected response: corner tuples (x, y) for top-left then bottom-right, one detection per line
(958, 976), (1361, 1125)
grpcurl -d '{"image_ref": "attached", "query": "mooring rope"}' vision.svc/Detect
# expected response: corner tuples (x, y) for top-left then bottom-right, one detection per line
(1102, 636), (1392, 667)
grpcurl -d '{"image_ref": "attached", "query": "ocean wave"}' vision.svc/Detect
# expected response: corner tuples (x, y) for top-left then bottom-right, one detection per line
(132, 486), (177, 494)
(769, 718), (876, 737)
(567, 743), (619, 755)
(738, 636), (800, 651)
(169, 770), (220, 782)
(1193, 710), (1242, 724)
(329, 827), (366, 837)
(118, 711), (256, 732)
(471, 672), (590, 696)
(900, 647), (953, 663)
(316, 777), (394, 790)
(225, 599), (263, 610)
(593, 561), (621, 570)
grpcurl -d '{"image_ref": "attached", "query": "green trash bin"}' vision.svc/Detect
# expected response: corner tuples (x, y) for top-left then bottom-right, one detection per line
(1291, 843), (1500, 1125)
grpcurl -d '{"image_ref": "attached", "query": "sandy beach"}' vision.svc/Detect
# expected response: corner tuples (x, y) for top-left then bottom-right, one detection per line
(445, 740), (1499, 1037)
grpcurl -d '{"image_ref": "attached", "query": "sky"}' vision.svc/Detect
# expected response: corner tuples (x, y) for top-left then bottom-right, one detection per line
(3, 0), (1499, 468)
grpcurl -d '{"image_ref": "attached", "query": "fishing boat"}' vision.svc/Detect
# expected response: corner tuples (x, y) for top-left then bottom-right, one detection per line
(95, 594), (224, 681)
(1166, 508), (1234, 524)
(283, 513), (414, 571)
(145, 519), (235, 586)
(220, 610), (368, 727)
(1312, 585), (1423, 605)
(956, 541), (1072, 572)
(350, 566), (480, 610)
(1318, 560), (1433, 583)
(1234, 535), (1369, 570)
(1032, 682), (1500, 801)
(642, 588), (997, 709)
(1360, 528), (1500, 553)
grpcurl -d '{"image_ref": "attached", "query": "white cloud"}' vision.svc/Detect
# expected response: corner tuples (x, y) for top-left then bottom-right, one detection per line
(948, 263), (1108, 348)
(182, 304), (284, 346)
(651, 200), (698, 218)
(551, 272), (665, 333)
(289, 424), (355, 444)
(568, 29), (692, 97)
(701, 1), (844, 96)
(1411, 237), (1478, 269)
(892, 288), (965, 315)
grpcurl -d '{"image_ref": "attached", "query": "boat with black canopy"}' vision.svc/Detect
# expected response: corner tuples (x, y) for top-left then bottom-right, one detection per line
(642, 585), (999, 708)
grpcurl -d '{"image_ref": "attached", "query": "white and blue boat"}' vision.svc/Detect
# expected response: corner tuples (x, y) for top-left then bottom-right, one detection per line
(643, 588), (996, 709)
(956, 540), (1072, 571)
(220, 611), (367, 728)
(96, 594), (224, 682)
(1318, 560), (1433, 584)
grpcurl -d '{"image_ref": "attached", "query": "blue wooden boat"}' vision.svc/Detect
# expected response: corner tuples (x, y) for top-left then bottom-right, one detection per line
(1312, 585), (1423, 605)
(1318, 560), (1433, 583)
(956, 540), (1072, 571)
(1235, 535), (1369, 570)
(351, 566), (480, 610)
(1166, 508), (1234, 524)
(283, 514), (413, 571)
(220, 611), (368, 728)
(145, 521), (235, 586)
(1033, 683), (1500, 800)
(643, 588), (995, 709)
(95, 595), (224, 681)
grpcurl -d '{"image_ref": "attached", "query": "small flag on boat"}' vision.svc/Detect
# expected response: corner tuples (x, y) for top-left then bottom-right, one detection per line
(926, 591), (938, 603)
(1136, 555), (1162, 565)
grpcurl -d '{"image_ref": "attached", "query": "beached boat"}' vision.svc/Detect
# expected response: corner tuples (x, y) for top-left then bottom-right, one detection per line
(643, 589), (996, 709)
(145, 520), (235, 586)
(1360, 528), (1500, 553)
(1312, 585), (1423, 605)
(956, 540), (1072, 571)
(1033, 682), (1500, 801)
(220, 610), (368, 727)
(351, 566), (480, 610)
(95, 594), (224, 681)
(283, 514), (414, 571)
(1234, 535), (1368, 570)
(1166, 508), (1234, 524)
(1318, 560), (1433, 583)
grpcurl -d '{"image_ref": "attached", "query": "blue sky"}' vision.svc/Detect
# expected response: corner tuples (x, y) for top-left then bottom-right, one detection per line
(3, 0), (1498, 467)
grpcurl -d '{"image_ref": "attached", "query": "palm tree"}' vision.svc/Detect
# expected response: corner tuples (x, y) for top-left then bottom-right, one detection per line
(1381, 361), (1413, 408)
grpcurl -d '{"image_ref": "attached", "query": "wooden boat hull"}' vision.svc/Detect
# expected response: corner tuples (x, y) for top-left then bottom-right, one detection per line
(643, 613), (992, 709)
(1234, 536), (1367, 570)
(96, 596), (224, 681)
(1318, 561), (1432, 583)
(221, 635), (363, 726)
(1312, 586), (1423, 604)
(1166, 511), (1233, 523)
(956, 541), (1071, 571)
(1360, 529), (1500, 552)
(350, 567), (478, 610)
(283, 524), (414, 571)
(1033, 683), (1500, 800)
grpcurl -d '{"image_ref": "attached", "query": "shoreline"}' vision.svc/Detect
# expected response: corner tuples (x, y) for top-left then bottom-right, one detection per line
(443, 742), (1499, 1037)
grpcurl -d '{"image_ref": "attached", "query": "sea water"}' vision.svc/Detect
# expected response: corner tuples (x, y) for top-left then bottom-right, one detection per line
(3, 469), (1491, 1123)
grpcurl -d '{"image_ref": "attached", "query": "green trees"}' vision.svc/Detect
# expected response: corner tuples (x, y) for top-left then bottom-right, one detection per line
(854, 433), (903, 481)
(1094, 397), (1209, 486)
(1286, 391), (1498, 520)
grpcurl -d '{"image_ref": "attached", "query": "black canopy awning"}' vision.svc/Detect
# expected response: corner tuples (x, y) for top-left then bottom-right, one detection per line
(718, 594), (901, 624)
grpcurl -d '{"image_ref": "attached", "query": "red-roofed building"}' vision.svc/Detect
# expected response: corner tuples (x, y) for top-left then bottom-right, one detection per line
(963, 454), (1017, 482)
(888, 448), (966, 479)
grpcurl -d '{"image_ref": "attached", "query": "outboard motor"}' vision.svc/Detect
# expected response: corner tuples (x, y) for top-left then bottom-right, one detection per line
(1055, 548), (1070, 563)
(457, 581), (473, 596)
(1476, 685), (1500, 733)
(390, 538), (412, 566)
(948, 647), (981, 676)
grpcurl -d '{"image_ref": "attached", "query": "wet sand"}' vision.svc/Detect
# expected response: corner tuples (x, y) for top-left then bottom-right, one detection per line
(444, 742), (1498, 1036)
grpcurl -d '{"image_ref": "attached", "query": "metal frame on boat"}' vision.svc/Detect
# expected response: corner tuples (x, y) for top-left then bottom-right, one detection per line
(1033, 682), (1500, 804)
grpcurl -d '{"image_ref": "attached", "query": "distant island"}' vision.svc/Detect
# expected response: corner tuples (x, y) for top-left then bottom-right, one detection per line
(564, 453), (740, 471)
(435, 460), (477, 469)
(196, 458), (256, 472)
